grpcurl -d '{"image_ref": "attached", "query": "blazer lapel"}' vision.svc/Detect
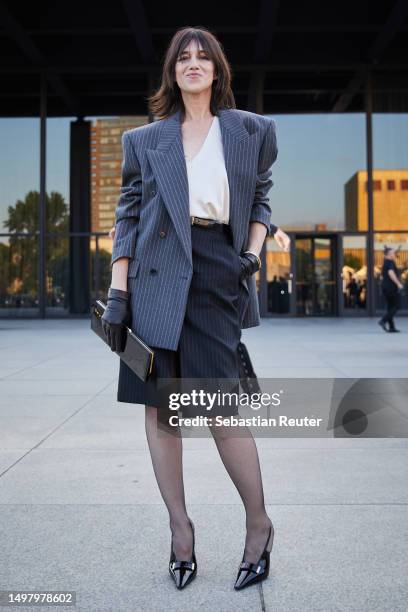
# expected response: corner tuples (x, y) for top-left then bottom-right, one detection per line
(146, 107), (258, 264)
(146, 111), (191, 264)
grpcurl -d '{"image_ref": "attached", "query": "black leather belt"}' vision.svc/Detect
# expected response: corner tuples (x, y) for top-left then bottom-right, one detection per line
(190, 216), (226, 227)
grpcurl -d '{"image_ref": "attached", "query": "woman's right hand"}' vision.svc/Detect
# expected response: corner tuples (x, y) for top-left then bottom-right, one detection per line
(101, 288), (131, 352)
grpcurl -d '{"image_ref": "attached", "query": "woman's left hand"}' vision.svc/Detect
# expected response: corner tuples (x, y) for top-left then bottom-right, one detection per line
(274, 228), (290, 252)
(239, 252), (260, 280)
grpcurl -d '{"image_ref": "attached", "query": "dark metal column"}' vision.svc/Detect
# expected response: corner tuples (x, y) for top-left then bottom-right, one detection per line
(39, 72), (47, 318)
(365, 70), (375, 316)
(69, 119), (91, 314)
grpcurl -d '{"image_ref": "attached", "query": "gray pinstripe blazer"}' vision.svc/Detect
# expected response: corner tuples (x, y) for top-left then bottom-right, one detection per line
(110, 106), (278, 351)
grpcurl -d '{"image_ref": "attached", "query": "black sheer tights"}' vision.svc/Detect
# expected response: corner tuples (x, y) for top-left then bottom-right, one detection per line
(145, 405), (272, 564)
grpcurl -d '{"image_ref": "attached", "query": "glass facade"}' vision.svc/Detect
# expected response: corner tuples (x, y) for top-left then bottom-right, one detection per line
(0, 235), (39, 314)
(1, 108), (407, 319)
(265, 236), (291, 314)
(372, 114), (408, 232)
(44, 118), (72, 315)
(0, 118), (40, 316)
(268, 114), (366, 232)
(374, 233), (408, 314)
(341, 235), (367, 312)
(372, 113), (408, 316)
(294, 237), (336, 316)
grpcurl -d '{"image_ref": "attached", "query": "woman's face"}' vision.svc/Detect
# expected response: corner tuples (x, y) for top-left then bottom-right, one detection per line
(175, 39), (216, 95)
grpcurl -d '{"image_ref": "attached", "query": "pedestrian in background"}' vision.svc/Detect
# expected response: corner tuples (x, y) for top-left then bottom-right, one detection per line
(378, 246), (403, 333)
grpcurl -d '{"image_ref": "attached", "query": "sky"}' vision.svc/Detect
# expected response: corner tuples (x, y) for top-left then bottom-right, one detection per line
(0, 113), (407, 231)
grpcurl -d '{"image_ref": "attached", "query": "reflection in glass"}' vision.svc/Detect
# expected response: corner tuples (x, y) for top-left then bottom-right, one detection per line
(265, 113), (365, 232)
(90, 234), (113, 305)
(296, 237), (335, 315)
(374, 233), (408, 313)
(45, 235), (69, 314)
(45, 118), (72, 314)
(0, 118), (39, 230)
(90, 116), (148, 234)
(0, 121), (41, 314)
(0, 235), (39, 315)
(296, 238), (313, 315)
(265, 236), (291, 313)
(342, 235), (367, 310)
(314, 238), (335, 315)
(373, 113), (408, 232)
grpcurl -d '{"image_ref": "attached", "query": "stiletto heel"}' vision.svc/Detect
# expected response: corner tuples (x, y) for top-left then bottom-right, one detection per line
(168, 519), (197, 590)
(234, 522), (274, 590)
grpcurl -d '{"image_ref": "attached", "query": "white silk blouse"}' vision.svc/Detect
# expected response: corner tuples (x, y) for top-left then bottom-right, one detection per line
(185, 115), (230, 223)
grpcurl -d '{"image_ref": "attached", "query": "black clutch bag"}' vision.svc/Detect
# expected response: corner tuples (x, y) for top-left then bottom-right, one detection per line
(91, 299), (154, 381)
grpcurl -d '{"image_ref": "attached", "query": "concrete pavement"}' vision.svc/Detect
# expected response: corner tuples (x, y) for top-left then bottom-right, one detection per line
(0, 317), (407, 611)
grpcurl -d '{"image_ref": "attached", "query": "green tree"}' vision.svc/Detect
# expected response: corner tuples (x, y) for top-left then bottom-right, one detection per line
(2, 190), (113, 307)
(2, 191), (69, 298)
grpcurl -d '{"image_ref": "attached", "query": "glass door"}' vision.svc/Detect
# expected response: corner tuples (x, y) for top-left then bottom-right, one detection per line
(295, 236), (337, 315)
(264, 235), (292, 314)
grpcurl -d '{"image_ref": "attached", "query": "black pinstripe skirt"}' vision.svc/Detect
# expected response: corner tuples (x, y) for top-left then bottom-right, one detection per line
(117, 222), (242, 418)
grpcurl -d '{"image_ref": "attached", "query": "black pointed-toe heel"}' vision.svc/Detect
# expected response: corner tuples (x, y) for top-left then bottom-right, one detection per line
(169, 519), (197, 590)
(234, 522), (274, 591)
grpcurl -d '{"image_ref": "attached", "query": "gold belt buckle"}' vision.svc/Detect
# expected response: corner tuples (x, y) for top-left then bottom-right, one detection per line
(191, 216), (214, 227)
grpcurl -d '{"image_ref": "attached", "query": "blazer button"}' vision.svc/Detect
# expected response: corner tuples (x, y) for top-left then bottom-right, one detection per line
(151, 189), (156, 196)
(159, 230), (167, 238)
(149, 268), (158, 275)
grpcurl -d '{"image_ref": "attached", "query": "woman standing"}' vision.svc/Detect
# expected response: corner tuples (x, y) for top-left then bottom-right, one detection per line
(102, 26), (290, 591)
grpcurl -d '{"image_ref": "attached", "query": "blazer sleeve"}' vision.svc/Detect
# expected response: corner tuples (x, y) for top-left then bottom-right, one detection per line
(249, 119), (278, 237)
(110, 130), (143, 267)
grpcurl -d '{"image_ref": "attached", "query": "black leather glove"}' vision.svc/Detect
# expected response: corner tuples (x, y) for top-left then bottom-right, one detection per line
(101, 288), (131, 352)
(239, 252), (261, 281)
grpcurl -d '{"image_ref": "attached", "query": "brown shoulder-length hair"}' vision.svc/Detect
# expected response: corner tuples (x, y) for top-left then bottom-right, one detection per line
(147, 26), (236, 120)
